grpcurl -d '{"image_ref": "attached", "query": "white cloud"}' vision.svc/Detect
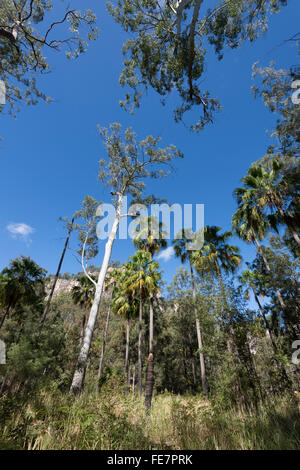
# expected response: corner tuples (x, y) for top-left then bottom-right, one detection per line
(6, 223), (35, 245)
(157, 246), (175, 262)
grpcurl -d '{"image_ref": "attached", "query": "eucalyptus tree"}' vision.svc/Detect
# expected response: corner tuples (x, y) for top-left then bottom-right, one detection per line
(0, 256), (46, 330)
(252, 59), (300, 156)
(108, 0), (288, 131)
(173, 229), (208, 397)
(70, 123), (182, 393)
(0, 0), (97, 117)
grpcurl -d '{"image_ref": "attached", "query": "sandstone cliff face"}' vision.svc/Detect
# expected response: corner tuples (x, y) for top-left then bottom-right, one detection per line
(45, 278), (79, 299)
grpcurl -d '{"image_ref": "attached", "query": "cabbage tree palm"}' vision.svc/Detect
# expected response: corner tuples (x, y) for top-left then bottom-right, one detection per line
(232, 200), (286, 310)
(71, 275), (96, 345)
(134, 215), (165, 408)
(126, 250), (160, 397)
(234, 161), (300, 248)
(194, 226), (241, 354)
(173, 229), (208, 397)
(0, 256), (46, 330)
(111, 267), (138, 393)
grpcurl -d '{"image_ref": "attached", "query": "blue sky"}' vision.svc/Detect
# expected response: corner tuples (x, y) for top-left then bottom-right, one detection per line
(0, 0), (299, 289)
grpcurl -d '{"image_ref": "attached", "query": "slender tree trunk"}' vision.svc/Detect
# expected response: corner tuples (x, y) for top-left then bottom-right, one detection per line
(189, 259), (208, 397)
(80, 308), (88, 347)
(70, 196), (123, 394)
(145, 296), (155, 409)
(138, 292), (143, 395)
(252, 286), (291, 386)
(96, 305), (111, 394)
(42, 216), (75, 325)
(124, 316), (130, 394)
(132, 365), (136, 395)
(253, 235), (285, 310)
(252, 287), (277, 351)
(214, 259), (235, 353)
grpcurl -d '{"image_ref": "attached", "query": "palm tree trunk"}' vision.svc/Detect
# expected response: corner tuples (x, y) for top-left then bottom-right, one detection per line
(70, 196), (123, 394)
(124, 316), (130, 393)
(138, 292), (143, 395)
(189, 260), (208, 397)
(96, 305), (111, 394)
(42, 216), (75, 325)
(253, 235), (285, 310)
(145, 296), (155, 409)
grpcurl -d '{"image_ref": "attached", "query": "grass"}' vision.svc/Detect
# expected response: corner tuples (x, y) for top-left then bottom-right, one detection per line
(0, 379), (299, 450)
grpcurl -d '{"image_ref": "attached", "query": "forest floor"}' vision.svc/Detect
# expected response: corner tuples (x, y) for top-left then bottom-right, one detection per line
(0, 380), (299, 450)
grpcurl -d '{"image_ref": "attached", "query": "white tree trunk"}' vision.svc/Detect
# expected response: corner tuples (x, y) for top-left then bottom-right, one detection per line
(70, 196), (123, 393)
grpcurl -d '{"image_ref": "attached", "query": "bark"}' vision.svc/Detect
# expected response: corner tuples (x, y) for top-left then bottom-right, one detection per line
(138, 292), (143, 395)
(253, 235), (286, 310)
(189, 259), (208, 397)
(96, 305), (111, 394)
(214, 259), (235, 353)
(124, 317), (130, 394)
(70, 196), (123, 394)
(145, 297), (155, 409)
(42, 216), (75, 325)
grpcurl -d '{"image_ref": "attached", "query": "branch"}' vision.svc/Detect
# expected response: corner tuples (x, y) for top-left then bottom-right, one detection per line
(81, 227), (98, 287)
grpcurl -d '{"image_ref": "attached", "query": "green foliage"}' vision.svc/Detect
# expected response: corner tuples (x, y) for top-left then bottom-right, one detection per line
(108, 0), (288, 130)
(0, 0), (98, 117)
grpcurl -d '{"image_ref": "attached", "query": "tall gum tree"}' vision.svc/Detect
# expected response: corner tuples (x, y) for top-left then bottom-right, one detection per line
(70, 123), (182, 393)
(0, 0), (97, 118)
(108, 0), (289, 131)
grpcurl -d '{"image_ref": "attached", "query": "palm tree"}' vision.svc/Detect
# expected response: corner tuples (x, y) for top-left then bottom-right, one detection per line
(173, 229), (208, 397)
(133, 215), (165, 408)
(133, 215), (168, 257)
(110, 266), (138, 393)
(126, 250), (160, 396)
(194, 226), (241, 354)
(71, 275), (96, 345)
(232, 199), (286, 310)
(234, 161), (300, 248)
(0, 256), (46, 330)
